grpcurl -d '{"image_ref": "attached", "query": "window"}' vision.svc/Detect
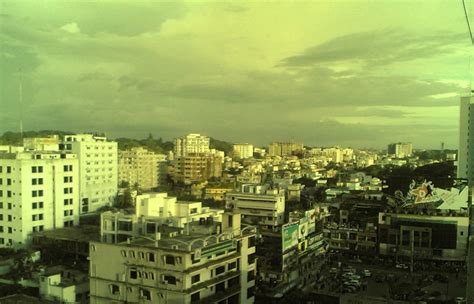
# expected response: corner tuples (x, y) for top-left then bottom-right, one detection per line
(191, 253), (200, 264)
(191, 292), (200, 303)
(0, 226), (3, 233)
(215, 265), (225, 275)
(7, 215), (11, 222)
(147, 252), (155, 262)
(248, 236), (256, 248)
(32, 202), (38, 209)
(7, 179), (11, 186)
(190, 208), (198, 214)
(6, 167), (11, 173)
(7, 203), (11, 210)
(0, 215), (3, 221)
(64, 165), (73, 172)
(130, 268), (138, 279)
(7, 191), (11, 198)
(191, 274), (200, 284)
(247, 286), (255, 299)
(248, 253), (256, 264)
(164, 275), (176, 285)
(165, 255), (175, 265)
(39, 202), (43, 208)
(247, 270), (255, 282)
(7, 227), (12, 234)
(140, 288), (151, 301)
(109, 284), (120, 295)
(228, 261), (237, 271)
(149, 272), (155, 280)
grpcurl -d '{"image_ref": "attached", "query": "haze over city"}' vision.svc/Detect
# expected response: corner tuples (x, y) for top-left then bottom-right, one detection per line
(0, 1), (471, 148)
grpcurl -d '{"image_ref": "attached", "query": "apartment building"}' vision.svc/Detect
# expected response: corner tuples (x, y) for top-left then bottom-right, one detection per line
(101, 192), (225, 244)
(174, 134), (210, 158)
(387, 142), (413, 158)
(233, 144), (254, 159)
(118, 147), (166, 190)
(225, 184), (285, 232)
(0, 149), (79, 248)
(90, 196), (257, 304)
(61, 134), (117, 214)
(170, 154), (222, 184)
(268, 142), (303, 157)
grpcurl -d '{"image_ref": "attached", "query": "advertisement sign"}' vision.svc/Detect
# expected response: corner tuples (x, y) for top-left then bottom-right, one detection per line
(305, 209), (317, 234)
(299, 217), (309, 239)
(282, 222), (299, 252)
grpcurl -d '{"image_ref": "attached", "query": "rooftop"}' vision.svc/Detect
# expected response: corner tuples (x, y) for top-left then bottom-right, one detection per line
(33, 225), (100, 243)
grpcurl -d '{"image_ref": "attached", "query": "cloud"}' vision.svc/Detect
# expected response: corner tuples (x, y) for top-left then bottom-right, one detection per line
(60, 22), (80, 34)
(280, 30), (466, 69)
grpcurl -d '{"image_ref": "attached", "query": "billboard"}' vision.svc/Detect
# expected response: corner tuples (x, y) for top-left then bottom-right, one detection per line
(299, 217), (309, 239)
(305, 209), (317, 234)
(282, 222), (299, 252)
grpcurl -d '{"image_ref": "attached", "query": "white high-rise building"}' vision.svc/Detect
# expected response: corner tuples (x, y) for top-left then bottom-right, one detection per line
(458, 96), (474, 183)
(0, 149), (79, 248)
(61, 134), (117, 214)
(174, 134), (210, 157)
(233, 144), (254, 159)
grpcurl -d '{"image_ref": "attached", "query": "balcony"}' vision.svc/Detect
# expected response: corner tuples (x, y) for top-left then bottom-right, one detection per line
(198, 283), (241, 304)
(187, 271), (240, 294)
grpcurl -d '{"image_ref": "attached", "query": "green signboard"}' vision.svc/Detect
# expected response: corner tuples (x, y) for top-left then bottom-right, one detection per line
(282, 222), (299, 252)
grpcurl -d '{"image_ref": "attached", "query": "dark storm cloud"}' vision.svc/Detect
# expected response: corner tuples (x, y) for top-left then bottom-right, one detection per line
(281, 30), (466, 68)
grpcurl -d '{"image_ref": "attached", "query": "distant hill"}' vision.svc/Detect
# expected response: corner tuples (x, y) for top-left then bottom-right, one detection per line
(0, 130), (74, 145)
(0, 131), (234, 155)
(210, 137), (233, 155)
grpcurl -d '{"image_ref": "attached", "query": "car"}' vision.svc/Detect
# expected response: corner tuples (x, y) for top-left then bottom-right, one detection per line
(455, 297), (467, 304)
(396, 263), (409, 269)
(362, 269), (372, 277)
(345, 279), (361, 287)
(330, 267), (338, 273)
(343, 285), (357, 293)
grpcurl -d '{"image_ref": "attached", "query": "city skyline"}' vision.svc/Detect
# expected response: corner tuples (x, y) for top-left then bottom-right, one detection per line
(0, 1), (471, 149)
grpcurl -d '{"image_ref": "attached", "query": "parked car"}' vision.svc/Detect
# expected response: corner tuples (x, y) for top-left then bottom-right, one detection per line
(362, 269), (372, 277)
(396, 263), (409, 269)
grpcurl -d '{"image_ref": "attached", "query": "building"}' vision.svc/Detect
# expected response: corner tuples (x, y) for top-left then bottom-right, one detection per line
(0, 149), (79, 248)
(90, 193), (257, 304)
(233, 144), (254, 159)
(387, 142), (413, 158)
(458, 96), (474, 182)
(225, 184), (285, 232)
(23, 135), (60, 152)
(324, 222), (378, 255)
(61, 134), (118, 214)
(118, 147), (167, 190)
(378, 209), (468, 261)
(268, 142), (303, 157)
(170, 154), (222, 184)
(174, 134), (210, 158)
(100, 192), (225, 244)
(204, 187), (234, 202)
(39, 267), (89, 303)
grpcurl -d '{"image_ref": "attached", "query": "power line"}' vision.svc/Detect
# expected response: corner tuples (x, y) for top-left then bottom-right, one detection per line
(462, 0), (474, 45)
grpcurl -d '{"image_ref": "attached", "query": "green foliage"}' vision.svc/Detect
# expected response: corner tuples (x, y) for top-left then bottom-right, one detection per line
(114, 189), (134, 208)
(294, 177), (316, 188)
(0, 130), (73, 145)
(210, 137), (233, 154)
(115, 135), (173, 153)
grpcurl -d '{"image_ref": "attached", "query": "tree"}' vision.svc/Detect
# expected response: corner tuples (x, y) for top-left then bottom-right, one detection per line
(114, 189), (134, 208)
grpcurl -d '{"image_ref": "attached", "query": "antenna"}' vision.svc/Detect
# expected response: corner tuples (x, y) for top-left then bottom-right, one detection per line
(18, 68), (24, 142)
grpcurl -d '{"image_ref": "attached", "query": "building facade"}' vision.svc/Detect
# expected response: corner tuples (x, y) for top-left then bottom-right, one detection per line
(233, 144), (254, 159)
(268, 142), (303, 157)
(118, 147), (166, 190)
(90, 193), (257, 304)
(170, 154), (222, 184)
(174, 134), (210, 158)
(387, 142), (413, 158)
(0, 150), (79, 248)
(61, 134), (117, 214)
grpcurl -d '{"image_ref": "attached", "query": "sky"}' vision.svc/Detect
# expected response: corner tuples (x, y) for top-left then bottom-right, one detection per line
(0, 0), (472, 149)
